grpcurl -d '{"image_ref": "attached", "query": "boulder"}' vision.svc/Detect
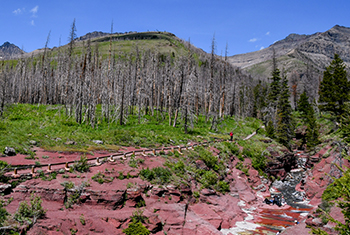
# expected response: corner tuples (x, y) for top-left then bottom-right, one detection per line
(93, 140), (103, 145)
(4, 147), (16, 156)
(0, 184), (12, 194)
(64, 141), (76, 145)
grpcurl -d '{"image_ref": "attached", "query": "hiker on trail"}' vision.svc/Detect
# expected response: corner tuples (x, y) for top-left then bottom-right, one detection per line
(230, 131), (233, 141)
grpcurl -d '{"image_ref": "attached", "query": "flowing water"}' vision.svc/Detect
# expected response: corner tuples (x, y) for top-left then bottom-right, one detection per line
(222, 154), (313, 235)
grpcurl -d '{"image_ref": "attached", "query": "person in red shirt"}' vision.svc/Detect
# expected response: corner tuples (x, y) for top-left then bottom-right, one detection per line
(230, 131), (233, 141)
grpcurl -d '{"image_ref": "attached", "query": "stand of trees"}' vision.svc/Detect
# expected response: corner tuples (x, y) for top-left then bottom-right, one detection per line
(0, 37), (261, 132)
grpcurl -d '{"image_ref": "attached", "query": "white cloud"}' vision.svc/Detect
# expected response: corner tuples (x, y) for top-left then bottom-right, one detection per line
(266, 31), (270, 36)
(30, 20), (35, 26)
(260, 46), (265, 50)
(13, 8), (24, 15)
(249, 38), (257, 43)
(30, 5), (39, 17)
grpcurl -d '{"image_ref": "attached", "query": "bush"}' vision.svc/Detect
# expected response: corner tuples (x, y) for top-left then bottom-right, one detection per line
(60, 181), (75, 190)
(123, 220), (150, 235)
(193, 191), (200, 198)
(236, 162), (249, 176)
(198, 147), (217, 169)
(73, 156), (90, 173)
(40, 171), (57, 181)
(92, 172), (113, 184)
(128, 156), (139, 168)
(222, 142), (240, 155)
(0, 198), (12, 227)
(14, 194), (46, 225)
(139, 167), (172, 184)
(199, 170), (218, 189)
(0, 161), (9, 183)
(164, 160), (185, 177)
(215, 181), (230, 194)
(251, 153), (266, 174)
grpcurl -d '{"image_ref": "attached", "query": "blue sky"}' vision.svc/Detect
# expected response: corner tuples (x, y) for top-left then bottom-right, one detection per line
(1, 0), (350, 56)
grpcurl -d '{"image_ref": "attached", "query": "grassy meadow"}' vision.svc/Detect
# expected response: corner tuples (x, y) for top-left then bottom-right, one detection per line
(0, 103), (271, 156)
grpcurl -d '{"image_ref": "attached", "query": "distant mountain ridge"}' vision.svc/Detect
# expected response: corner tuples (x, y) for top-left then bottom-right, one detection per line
(228, 25), (350, 80)
(0, 42), (24, 59)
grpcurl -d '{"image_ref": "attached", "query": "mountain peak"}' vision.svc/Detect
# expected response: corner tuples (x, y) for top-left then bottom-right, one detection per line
(0, 41), (24, 59)
(228, 25), (350, 80)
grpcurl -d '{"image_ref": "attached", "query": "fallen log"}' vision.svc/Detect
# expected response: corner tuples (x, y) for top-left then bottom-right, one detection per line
(243, 125), (265, 140)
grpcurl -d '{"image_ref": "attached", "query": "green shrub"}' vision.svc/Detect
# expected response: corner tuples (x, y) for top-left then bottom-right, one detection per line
(193, 191), (200, 198)
(199, 170), (218, 188)
(0, 161), (9, 183)
(236, 162), (250, 176)
(215, 181), (230, 194)
(222, 142), (240, 155)
(40, 171), (57, 181)
(72, 156), (90, 173)
(139, 167), (172, 184)
(80, 214), (85, 225)
(251, 153), (266, 174)
(197, 147), (218, 169)
(92, 172), (113, 184)
(60, 181), (75, 190)
(118, 172), (125, 180)
(128, 156), (139, 168)
(14, 194), (46, 225)
(164, 160), (186, 177)
(123, 221), (150, 235)
(0, 198), (12, 227)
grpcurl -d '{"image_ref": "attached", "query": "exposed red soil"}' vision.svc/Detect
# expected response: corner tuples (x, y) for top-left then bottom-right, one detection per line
(0, 141), (348, 234)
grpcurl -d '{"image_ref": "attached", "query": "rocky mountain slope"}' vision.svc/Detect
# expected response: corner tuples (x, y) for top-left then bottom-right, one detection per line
(228, 25), (350, 80)
(0, 41), (24, 59)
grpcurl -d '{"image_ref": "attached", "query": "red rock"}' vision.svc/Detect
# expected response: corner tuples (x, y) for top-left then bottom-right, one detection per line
(281, 221), (311, 234)
(146, 214), (163, 233)
(190, 203), (223, 229)
(327, 205), (346, 226)
(201, 188), (216, 196)
(109, 218), (122, 228)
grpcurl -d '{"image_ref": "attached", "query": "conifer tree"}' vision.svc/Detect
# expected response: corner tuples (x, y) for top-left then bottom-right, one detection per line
(297, 91), (310, 118)
(297, 91), (319, 148)
(276, 76), (294, 147)
(253, 80), (267, 119)
(267, 68), (281, 109)
(319, 54), (350, 121)
(266, 120), (275, 138)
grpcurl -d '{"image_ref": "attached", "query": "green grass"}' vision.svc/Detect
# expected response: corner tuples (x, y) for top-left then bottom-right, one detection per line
(46, 32), (190, 63)
(0, 103), (266, 155)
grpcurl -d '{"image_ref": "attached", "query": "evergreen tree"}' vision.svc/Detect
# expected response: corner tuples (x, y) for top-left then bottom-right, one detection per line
(253, 80), (267, 119)
(266, 120), (275, 138)
(304, 104), (320, 148)
(297, 91), (310, 118)
(267, 68), (281, 109)
(319, 54), (350, 121)
(276, 76), (294, 147)
(298, 91), (320, 148)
